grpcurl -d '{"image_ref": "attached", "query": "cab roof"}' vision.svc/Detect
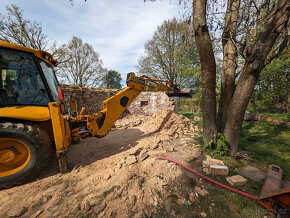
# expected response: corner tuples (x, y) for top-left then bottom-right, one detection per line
(0, 41), (57, 68)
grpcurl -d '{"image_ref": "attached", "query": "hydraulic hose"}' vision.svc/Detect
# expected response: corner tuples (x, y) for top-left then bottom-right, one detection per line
(155, 156), (259, 201)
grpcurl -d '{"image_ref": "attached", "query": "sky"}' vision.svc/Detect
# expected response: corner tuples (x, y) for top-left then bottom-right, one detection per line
(0, 0), (180, 82)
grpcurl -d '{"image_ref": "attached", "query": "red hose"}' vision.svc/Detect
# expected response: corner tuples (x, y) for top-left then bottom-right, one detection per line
(155, 156), (259, 201)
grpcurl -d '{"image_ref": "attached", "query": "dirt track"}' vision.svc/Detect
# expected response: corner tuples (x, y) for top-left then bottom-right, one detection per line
(0, 111), (202, 217)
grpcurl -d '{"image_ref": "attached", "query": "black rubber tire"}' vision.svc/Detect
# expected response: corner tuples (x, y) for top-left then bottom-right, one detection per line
(0, 122), (53, 188)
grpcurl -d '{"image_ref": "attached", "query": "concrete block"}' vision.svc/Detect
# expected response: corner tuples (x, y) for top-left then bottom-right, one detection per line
(210, 165), (229, 175)
(226, 175), (247, 186)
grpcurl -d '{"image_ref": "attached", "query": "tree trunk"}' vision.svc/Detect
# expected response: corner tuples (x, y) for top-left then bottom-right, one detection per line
(224, 0), (289, 153)
(193, 0), (217, 143)
(217, 0), (240, 132)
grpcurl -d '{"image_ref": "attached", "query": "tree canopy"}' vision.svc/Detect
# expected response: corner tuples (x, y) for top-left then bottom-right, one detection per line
(0, 4), (49, 50)
(137, 18), (200, 88)
(55, 36), (106, 88)
(102, 70), (123, 89)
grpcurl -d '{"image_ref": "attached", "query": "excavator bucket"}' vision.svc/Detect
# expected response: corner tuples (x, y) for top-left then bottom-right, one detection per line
(166, 88), (193, 98)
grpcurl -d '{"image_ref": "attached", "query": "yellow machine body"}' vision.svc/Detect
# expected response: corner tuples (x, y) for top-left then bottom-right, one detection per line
(0, 41), (186, 178)
(0, 106), (51, 122)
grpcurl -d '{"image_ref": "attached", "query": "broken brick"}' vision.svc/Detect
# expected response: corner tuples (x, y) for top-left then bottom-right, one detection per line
(210, 165), (229, 175)
(226, 175), (247, 186)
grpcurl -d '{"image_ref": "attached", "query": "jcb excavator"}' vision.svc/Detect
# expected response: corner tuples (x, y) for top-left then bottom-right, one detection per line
(0, 41), (190, 186)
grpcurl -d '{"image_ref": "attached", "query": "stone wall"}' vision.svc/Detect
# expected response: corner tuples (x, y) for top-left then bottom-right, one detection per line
(60, 85), (174, 116)
(128, 92), (175, 115)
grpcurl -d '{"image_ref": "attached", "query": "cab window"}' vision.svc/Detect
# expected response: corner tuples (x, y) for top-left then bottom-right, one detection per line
(0, 48), (51, 106)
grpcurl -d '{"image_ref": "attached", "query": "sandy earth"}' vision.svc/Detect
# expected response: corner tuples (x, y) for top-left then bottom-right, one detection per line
(0, 110), (204, 218)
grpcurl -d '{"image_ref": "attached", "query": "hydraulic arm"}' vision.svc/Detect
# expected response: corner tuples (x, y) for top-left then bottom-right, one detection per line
(49, 72), (179, 172)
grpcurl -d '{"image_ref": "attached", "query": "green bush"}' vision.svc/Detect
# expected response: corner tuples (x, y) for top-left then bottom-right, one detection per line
(204, 133), (230, 157)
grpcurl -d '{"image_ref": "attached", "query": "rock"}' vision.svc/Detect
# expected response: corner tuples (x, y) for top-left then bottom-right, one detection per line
(104, 173), (111, 180)
(170, 210), (176, 216)
(129, 147), (142, 155)
(226, 175), (247, 186)
(195, 186), (209, 196)
(31, 209), (44, 218)
(80, 200), (91, 212)
(137, 190), (144, 199)
(93, 202), (106, 214)
(139, 149), (147, 157)
(210, 165), (229, 175)
(151, 143), (159, 150)
(189, 192), (196, 203)
(98, 211), (106, 218)
(143, 205), (152, 217)
(202, 155), (224, 168)
(200, 212), (207, 217)
(116, 163), (122, 169)
(126, 156), (137, 165)
(126, 172), (137, 180)
(129, 195), (136, 206)
(140, 153), (149, 162)
(194, 116), (201, 121)
(236, 166), (265, 182)
(202, 167), (210, 174)
(168, 147), (175, 152)
(7, 206), (28, 217)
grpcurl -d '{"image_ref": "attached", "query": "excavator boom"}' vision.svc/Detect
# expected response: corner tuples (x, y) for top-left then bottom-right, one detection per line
(49, 72), (190, 172)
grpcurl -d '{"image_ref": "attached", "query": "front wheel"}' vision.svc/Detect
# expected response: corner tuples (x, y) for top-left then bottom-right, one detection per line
(0, 122), (53, 187)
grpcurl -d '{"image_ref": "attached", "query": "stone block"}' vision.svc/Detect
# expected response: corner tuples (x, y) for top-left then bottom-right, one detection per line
(210, 165), (229, 175)
(202, 155), (224, 168)
(226, 175), (247, 186)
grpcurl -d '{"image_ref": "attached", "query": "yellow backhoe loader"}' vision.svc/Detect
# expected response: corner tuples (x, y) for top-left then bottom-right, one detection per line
(0, 41), (191, 187)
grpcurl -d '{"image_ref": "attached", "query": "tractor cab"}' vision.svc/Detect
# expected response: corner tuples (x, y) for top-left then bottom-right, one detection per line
(0, 41), (60, 107)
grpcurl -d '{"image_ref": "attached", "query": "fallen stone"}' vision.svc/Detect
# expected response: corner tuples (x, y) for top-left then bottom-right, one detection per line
(137, 190), (144, 199)
(210, 165), (229, 175)
(236, 166), (265, 182)
(7, 206), (28, 217)
(189, 192), (196, 203)
(80, 200), (91, 212)
(200, 211), (207, 217)
(151, 143), (159, 150)
(31, 209), (44, 218)
(129, 147), (142, 155)
(93, 202), (106, 214)
(143, 205), (152, 217)
(202, 155), (224, 168)
(194, 116), (201, 121)
(226, 175), (247, 186)
(126, 156), (137, 165)
(168, 147), (175, 152)
(104, 173), (111, 180)
(116, 163), (122, 169)
(195, 186), (209, 196)
(140, 153), (149, 162)
(202, 167), (210, 174)
(129, 195), (136, 206)
(98, 211), (106, 218)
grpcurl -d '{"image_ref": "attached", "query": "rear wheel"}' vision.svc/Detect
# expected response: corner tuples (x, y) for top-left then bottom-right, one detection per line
(0, 122), (53, 187)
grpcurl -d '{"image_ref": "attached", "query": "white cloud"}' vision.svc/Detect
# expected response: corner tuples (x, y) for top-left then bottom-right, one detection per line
(0, 0), (180, 79)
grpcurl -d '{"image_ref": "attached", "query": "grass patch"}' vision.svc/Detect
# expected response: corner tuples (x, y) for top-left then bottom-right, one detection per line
(239, 121), (290, 179)
(262, 112), (290, 122)
(178, 110), (288, 216)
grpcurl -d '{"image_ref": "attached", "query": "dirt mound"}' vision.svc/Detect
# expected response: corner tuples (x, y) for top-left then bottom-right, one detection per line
(0, 111), (203, 217)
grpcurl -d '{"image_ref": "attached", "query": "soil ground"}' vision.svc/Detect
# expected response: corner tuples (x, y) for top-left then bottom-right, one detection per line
(0, 110), (205, 218)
